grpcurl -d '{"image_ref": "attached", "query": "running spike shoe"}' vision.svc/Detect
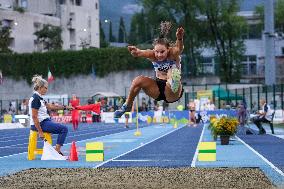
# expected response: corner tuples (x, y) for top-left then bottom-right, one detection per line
(114, 103), (132, 118)
(170, 68), (181, 93)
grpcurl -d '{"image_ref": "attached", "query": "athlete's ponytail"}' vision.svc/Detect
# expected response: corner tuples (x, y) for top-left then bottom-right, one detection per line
(153, 21), (173, 48)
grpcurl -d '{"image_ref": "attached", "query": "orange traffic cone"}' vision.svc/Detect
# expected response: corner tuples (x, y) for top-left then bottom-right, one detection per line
(69, 141), (78, 161)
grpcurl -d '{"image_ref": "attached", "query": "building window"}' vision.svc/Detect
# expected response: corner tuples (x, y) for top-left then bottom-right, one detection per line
(9, 38), (15, 48)
(200, 56), (214, 74)
(282, 47), (284, 55)
(69, 29), (75, 43)
(70, 44), (76, 50)
(242, 24), (262, 40)
(95, 3), (98, 9)
(2, 19), (13, 28)
(59, 0), (65, 4)
(241, 55), (257, 76)
(75, 0), (81, 6)
(33, 22), (42, 32)
(20, 0), (27, 8)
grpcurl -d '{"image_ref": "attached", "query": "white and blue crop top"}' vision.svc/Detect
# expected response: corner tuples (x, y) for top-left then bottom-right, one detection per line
(152, 59), (176, 72)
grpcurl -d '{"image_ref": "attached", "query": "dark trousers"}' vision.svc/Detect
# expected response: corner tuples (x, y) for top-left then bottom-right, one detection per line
(31, 119), (68, 146)
(252, 116), (270, 133)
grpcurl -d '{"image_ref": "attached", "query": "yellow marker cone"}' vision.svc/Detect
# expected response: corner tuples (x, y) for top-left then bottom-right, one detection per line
(173, 122), (178, 128)
(134, 130), (142, 136)
(86, 142), (104, 162)
(198, 142), (216, 161)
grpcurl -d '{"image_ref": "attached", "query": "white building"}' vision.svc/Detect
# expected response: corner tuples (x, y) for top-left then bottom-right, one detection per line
(200, 11), (284, 84)
(0, 0), (100, 53)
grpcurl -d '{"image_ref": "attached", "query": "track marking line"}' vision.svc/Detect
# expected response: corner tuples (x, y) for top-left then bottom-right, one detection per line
(236, 136), (284, 177)
(0, 127), (132, 149)
(112, 159), (153, 162)
(112, 159), (176, 162)
(191, 124), (206, 167)
(0, 124), (166, 159)
(93, 125), (185, 168)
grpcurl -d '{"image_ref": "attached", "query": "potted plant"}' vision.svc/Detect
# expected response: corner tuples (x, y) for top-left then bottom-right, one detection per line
(209, 115), (218, 141)
(210, 116), (239, 145)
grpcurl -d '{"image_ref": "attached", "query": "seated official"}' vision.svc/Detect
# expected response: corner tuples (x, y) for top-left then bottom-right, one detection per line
(251, 99), (272, 135)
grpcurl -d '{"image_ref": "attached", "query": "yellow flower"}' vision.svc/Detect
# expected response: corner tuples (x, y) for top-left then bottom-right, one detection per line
(210, 116), (239, 136)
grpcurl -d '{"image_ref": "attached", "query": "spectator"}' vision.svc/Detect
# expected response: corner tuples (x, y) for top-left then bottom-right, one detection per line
(69, 94), (80, 131)
(238, 99), (247, 127)
(188, 100), (196, 127)
(209, 100), (216, 110)
(252, 99), (273, 135)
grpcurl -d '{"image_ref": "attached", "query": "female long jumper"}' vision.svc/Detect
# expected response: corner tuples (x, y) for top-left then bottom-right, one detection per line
(115, 22), (184, 118)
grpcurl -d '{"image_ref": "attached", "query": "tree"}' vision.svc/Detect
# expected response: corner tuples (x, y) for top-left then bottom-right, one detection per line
(118, 17), (127, 43)
(108, 21), (116, 42)
(128, 15), (139, 44)
(34, 24), (63, 51)
(202, 0), (247, 82)
(130, 0), (246, 82)
(99, 21), (108, 47)
(0, 23), (12, 53)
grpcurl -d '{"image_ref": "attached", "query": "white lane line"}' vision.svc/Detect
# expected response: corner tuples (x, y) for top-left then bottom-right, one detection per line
(112, 159), (153, 162)
(93, 125), (185, 168)
(0, 125), (126, 140)
(236, 136), (284, 177)
(112, 159), (175, 162)
(0, 124), (158, 159)
(0, 127), (129, 149)
(191, 124), (206, 167)
(0, 152), (28, 159)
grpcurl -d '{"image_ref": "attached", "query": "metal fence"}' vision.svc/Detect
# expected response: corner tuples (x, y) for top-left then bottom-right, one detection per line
(184, 84), (284, 112)
(1, 84), (283, 117)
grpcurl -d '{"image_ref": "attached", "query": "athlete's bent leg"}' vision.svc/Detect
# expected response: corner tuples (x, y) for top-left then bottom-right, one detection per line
(114, 76), (160, 118)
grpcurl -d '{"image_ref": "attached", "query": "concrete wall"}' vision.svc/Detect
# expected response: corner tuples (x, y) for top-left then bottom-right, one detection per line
(0, 69), (155, 101)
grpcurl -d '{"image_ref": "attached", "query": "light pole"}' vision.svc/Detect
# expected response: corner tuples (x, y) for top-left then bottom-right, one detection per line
(264, 0), (276, 85)
(104, 19), (112, 42)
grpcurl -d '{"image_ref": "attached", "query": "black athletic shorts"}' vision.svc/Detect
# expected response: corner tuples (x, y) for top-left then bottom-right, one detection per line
(155, 78), (184, 103)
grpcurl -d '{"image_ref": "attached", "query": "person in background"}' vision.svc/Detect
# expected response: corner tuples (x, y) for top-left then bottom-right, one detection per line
(209, 100), (216, 110)
(29, 75), (73, 155)
(188, 100), (196, 127)
(252, 99), (272, 135)
(69, 94), (80, 131)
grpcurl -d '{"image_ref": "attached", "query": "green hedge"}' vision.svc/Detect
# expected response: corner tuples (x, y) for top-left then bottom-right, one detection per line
(0, 47), (151, 83)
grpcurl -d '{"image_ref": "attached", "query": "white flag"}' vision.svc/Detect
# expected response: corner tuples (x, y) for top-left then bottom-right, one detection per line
(41, 140), (67, 160)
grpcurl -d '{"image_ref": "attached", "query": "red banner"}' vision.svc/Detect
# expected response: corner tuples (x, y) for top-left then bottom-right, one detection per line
(52, 115), (72, 123)
(51, 114), (93, 123)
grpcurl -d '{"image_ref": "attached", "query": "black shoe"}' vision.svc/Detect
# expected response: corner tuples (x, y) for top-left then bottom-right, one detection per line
(125, 125), (129, 128)
(258, 129), (266, 135)
(114, 103), (132, 118)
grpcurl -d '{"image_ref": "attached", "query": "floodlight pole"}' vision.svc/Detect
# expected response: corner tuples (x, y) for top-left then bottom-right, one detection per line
(264, 0), (276, 85)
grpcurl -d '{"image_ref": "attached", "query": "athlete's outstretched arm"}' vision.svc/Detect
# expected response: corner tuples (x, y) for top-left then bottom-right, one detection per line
(171, 27), (184, 56)
(128, 46), (155, 59)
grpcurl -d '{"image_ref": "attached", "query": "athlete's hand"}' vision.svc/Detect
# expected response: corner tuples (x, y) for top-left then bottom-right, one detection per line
(38, 131), (44, 140)
(176, 27), (184, 40)
(65, 105), (74, 111)
(128, 46), (139, 57)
